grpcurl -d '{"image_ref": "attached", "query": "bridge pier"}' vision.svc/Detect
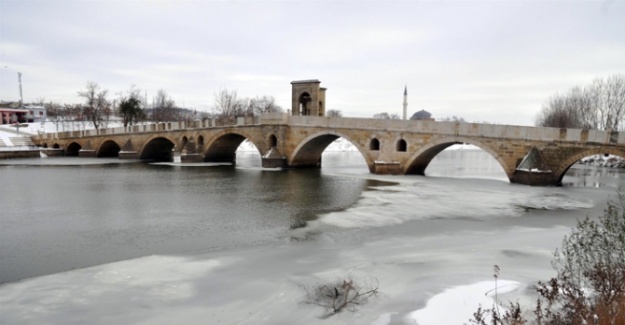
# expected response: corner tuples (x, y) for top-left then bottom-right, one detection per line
(511, 171), (557, 186)
(372, 161), (402, 175)
(78, 149), (96, 158)
(119, 151), (139, 159)
(262, 148), (287, 168)
(180, 138), (204, 163)
(181, 153), (203, 163)
(509, 146), (558, 186)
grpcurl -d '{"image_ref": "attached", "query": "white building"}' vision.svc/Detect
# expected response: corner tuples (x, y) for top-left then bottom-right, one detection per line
(23, 105), (47, 122)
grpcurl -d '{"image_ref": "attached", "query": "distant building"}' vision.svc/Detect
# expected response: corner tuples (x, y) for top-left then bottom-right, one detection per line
(23, 105), (47, 122)
(410, 109), (434, 121)
(0, 102), (47, 124)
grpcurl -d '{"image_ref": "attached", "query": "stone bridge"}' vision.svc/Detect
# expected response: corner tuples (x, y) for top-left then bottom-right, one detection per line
(31, 113), (625, 186)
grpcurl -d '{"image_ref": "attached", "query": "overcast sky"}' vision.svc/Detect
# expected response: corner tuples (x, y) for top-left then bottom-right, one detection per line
(1, 0), (623, 126)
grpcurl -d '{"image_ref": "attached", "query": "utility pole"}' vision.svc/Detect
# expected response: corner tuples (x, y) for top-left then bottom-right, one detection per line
(18, 72), (24, 106)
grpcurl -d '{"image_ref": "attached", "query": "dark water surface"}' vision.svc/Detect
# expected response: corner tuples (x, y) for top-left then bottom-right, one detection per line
(0, 150), (623, 284)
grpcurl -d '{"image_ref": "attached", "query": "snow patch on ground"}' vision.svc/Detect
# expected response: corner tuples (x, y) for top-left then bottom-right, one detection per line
(409, 280), (523, 325)
(579, 154), (625, 168)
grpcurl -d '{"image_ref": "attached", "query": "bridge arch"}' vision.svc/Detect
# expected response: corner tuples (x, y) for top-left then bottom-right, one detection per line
(203, 130), (263, 163)
(65, 142), (82, 156)
(403, 136), (514, 179)
(139, 136), (176, 162)
(288, 131), (372, 170)
(97, 139), (121, 158)
(554, 148), (625, 183)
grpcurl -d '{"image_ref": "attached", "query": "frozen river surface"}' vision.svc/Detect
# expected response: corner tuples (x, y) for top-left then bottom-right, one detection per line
(0, 150), (623, 324)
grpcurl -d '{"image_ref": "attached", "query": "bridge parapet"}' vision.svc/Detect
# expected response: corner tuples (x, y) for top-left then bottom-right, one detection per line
(32, 117), (261, 141)
(280, 115), (622, 144)
(32, 114), (623, 146)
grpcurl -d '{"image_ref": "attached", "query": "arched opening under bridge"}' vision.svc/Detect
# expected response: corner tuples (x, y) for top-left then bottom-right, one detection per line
(65, 142), (82, 156)
(557, 149), (625, 187)
(204, 133), (261, 167)
(140, 137), (175, 162)
(405, 140), (509, 182)
(290, 133), (368, 171)
(97, 140), (121, 158)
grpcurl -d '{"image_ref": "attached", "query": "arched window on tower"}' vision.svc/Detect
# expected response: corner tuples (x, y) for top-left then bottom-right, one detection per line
(299, 92), (311, 116)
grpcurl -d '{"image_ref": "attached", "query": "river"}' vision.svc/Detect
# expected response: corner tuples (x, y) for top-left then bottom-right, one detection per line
(0, 149), (623, 324)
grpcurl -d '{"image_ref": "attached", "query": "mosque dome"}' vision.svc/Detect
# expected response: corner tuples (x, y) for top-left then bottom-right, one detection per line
(410, 109), (432, 120)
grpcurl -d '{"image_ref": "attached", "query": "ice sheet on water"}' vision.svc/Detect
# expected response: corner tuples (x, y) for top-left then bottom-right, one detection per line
(236, 166), (283, 172)
(515, 192), (594, 211)
(319, 177), (595, 228)
(0, 255), (224, 324)
(151, 162), (232, 167)
(0, 157), (140, 166)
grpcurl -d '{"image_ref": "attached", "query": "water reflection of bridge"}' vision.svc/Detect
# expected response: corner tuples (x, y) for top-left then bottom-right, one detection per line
(32, 113), (624, 186)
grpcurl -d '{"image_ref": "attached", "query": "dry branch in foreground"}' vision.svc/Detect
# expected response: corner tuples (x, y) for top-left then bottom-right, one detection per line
(303, 276), (380, 317)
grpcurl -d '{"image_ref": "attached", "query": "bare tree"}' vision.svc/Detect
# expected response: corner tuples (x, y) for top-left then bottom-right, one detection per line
(33, 97), (46, 106)
(326, 109), (343, 117)
(249, 95), (283, 115)
(212, 88), (250, 121)
(44, 101), (64, 131)
(44, 101), (63, 118)
(591, 75), (625, 131)
(373, 112), (400, 119)
(535, 74), (625, 131)
(439, 116), (466, 122)
(535, 94), (582, 129)
(59, 103), (85, 131)
(77, 82), (110, 130)
(152, 89), (178, 122)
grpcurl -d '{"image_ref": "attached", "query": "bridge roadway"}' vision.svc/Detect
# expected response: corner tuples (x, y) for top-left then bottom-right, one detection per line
(32, 113), (625, 186)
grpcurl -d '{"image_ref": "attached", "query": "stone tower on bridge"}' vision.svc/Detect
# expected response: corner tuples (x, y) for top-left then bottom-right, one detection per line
(291, 79), (326, 116)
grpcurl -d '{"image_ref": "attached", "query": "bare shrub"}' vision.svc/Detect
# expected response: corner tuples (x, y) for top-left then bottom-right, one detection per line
(302, 276), (380, 318)
(469, 193), (625, 325)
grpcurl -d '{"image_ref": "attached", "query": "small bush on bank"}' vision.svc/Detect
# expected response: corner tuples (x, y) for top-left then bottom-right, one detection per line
(470, 193), (625, 325)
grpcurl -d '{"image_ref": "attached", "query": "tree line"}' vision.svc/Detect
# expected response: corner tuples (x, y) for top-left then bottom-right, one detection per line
(535, 74), (625, 131)
(41, 82), (284, 130)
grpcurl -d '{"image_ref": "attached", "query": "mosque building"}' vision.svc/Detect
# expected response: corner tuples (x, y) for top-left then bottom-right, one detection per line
(403, 86), (434, 121)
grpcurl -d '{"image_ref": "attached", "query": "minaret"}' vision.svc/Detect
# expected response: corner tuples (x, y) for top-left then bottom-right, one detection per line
(403, 85), (408, 120)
